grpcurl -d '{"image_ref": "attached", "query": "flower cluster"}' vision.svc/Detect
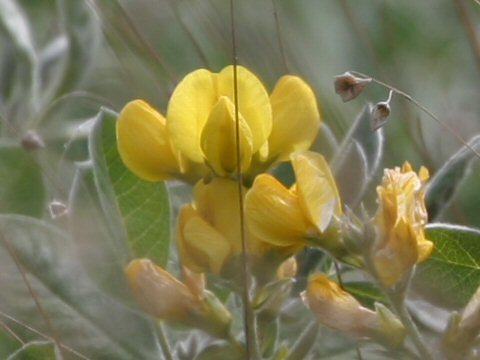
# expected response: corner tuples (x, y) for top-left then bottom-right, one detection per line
(116, 66), (434, 346)
(117, 66), (319, 183)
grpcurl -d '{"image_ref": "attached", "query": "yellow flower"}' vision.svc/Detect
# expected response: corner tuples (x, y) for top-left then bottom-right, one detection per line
(167, 66), (271, 175)
(302, 273), (405, 347)
(373, 162), (433, 286)
(117, 67), (320, 181)
(245, 150), (342, 252)
(116, 100), (181, 181)
(176, 177), (265, 274)
(126, 258), (203, 322)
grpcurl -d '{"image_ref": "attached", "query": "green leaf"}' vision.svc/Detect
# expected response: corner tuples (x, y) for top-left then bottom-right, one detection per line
(413, 224), (480, 308)
(426, 135), (480, 220)
(0, 146), (45, 217)
(89, 108), (170, 266)
(344, 281), (386, 309)
(7, 341), (56, 360)
(0, 215), (163, 359)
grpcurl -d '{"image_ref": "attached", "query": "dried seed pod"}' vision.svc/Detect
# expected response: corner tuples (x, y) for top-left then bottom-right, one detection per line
(334, 72), (372, 102)
(371, 101), (391, 130)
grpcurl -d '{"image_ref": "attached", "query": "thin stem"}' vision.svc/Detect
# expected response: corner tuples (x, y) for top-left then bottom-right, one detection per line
(155, 322), (173, 360)
(0, 310), (91, 360)
(0, 319), (24, 345)
(271, 0), (289, 73)
(0, 230), (66, 359)
(386, 291), (433, 360)
(229, 1), (259, 359)
(350, 71), (480, 160)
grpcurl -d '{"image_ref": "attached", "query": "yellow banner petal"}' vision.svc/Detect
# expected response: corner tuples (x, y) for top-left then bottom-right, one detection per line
(269, 76), (320, 162)
(167, 69), (218, 162)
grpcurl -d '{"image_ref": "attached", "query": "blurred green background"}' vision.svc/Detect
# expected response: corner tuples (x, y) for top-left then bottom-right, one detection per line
(1, 0), (479, 226)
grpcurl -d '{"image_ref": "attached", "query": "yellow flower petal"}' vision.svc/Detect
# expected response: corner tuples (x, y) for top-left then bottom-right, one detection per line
(177, 204), (231, 274)
(374, 218), (418, 286)
(116, 100), (179, 181)
(193, 178), (244, 254)
(167, 69), (218, 162)
(200, 96), (253, 176)
(268, 76), (320, 162)
(217, 66), (272, 155)
(291, 151), (342, 233)
(126, 258), (202, 321)
(245, 174), (311, 247)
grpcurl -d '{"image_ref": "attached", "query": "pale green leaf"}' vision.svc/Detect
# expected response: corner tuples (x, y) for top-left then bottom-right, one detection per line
(413, 224), (480, 308)
(0, 146), (45, 217)
(0, 214), (163, 359)
(89, 108), (171, 266)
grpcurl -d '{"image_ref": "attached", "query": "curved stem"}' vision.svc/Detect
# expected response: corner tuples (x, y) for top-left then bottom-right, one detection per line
(155, 322), (173, 360)
(386, 291), (433, 360)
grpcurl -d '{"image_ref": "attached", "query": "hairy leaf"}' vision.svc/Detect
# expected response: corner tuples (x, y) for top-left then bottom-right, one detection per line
(426, 135), (480, 220)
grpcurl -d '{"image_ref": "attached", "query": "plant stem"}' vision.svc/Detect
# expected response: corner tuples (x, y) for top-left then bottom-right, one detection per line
(386, 290), (433, 360)
(155, 322), (173, 360)
(230, 1), (260, 359)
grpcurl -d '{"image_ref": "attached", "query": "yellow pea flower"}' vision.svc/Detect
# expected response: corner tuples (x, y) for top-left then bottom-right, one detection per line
(302, 273), (405, 347)
(373, 162), (434, 286)
(167, 66), (271, 175)
(267, 76), (320, 162)
(176, 177), (266, 274)
(117, 100), (181, 181)
(245, 150), (342, 252)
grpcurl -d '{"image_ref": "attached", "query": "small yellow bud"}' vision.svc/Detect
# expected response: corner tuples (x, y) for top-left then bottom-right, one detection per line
(126, 259), (203, 322)
(303, 274), (406, 348)
(276, 256), (298, 279)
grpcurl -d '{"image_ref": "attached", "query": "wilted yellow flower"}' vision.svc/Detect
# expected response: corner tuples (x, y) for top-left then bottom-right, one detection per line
(302, 273), (405, 347)
(117, 66), (320, 181)
(126, 258), (203, 322)
(245, 150), (342, 252)
(373, 162), (433, 286)
(177, 177), (266, 274)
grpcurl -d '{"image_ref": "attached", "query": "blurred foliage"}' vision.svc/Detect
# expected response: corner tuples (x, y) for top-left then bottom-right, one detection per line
(0, 0), (479, 359)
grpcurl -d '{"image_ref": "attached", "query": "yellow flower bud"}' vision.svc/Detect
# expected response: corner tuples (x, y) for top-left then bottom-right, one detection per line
(373, 162), (434, 286)
(302, 273), (380, 338)
(126, 259), (203, 322)
(116, 100), (180, 181)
